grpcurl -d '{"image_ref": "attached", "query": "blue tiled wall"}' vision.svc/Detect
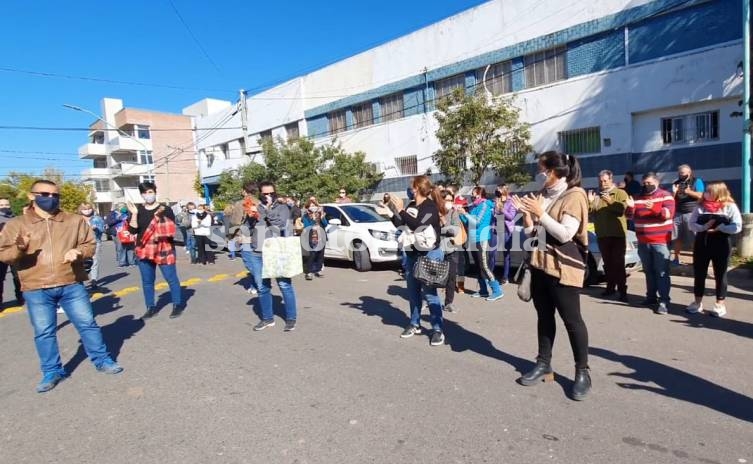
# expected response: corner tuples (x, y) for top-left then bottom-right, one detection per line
(306, 115), (328, 138)
(345, 110), (354, 130)
(511, 57), (525, 92)
(567, 30), (625, 77)
(629, 0), (740, 64)
(372, 100), (382, 124)
(464, 71), (476, 95)
(403, 86), (425, 117)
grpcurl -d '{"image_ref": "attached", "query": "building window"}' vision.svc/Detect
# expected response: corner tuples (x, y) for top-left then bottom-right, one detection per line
(558, 127), (601, 155)
(139, 175), (155, 184)
(138, 150), (154, 165)
(258, 131), (272, 145)
(285, 122), (300, 140)
(434, 74), (466, 102)
(381, 92), (404, 122)
(136, 125), (151, 139)
(328, 110), (347, 135)
(476, 60), (513, 97)
(661, 111), (719, 145)
(352, 102), (373, 129)
(91, 132), (105, 144)
(93, 158), (107, 168)
(524, 46), (566, 88)
(395, 155), (418, 176)
(94, 179), (110, 191)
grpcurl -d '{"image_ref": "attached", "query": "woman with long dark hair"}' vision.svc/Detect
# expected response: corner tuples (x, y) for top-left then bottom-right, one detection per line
(494, 184), (517, 284)
(388, 175), (447, 346)
(686, 181), (742, 317)
(302, 197), (328, 280)
(512, 151), (591, 401)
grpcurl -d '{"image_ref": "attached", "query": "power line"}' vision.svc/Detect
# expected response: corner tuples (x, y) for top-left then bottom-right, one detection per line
(0, 125), (243, 132)
(0, 66), (233, 94)
(167, 0), (223, 75)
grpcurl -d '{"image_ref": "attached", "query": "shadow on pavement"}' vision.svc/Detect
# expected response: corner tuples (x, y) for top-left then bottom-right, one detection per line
(95, 272), (130, 287)
(64, 315), (145, 374)
(155, 287), (196, 312)
(591, 346), (753, 424)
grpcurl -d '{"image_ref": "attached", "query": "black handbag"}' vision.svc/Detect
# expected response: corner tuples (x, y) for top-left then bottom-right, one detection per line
(413, 253), (449, 288)
(513, 255), (532, 302)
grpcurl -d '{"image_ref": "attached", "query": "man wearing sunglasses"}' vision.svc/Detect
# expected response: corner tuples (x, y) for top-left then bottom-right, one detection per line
(0, 180), (123, 393)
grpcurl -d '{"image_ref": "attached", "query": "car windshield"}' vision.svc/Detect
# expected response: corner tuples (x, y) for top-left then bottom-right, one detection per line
(340, 205), (388, 223)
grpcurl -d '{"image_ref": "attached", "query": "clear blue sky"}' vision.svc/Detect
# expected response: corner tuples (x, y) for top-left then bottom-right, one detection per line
(0, 0), (486, 180)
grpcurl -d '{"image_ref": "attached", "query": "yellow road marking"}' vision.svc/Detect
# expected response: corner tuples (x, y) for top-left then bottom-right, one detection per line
(114, 286), (140, 298)
(181, 278), (203, 286)
(90, 292), (106, 301)
(154, 282), (169, 290)
(208, 273), (229, 282)
(0, 306), (24, 318)
(235, 271), (247, 278)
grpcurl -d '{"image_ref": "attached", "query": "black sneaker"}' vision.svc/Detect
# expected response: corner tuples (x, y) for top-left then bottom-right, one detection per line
(284, 320), (297, 332)
(443, 304), (458, 313)
(253, 319), (275, 331)
(141, 307), (158, 320)
(314, 272), (323, 278)
(430, 331), (445, 346)
(305, 273), (313, 281)
(400, 325), (422, 338)
(169, 304), (185, 319)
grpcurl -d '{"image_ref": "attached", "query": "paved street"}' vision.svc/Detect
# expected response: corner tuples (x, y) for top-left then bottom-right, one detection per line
(1, 241), (752, 464)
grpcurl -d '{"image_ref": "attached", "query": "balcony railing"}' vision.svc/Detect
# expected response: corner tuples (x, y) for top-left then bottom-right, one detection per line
(110, 136), (151, 153)
(114, 162), (153, 177)
(78, 143), (106, 159)
(81, 167), (114, 179)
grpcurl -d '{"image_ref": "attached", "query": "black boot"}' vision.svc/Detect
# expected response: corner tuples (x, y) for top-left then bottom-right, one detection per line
(571, 367), (592, 401)
(169, 304), (185, 319)
(517, 361), (554, 386)
(141, 307), (158, 320)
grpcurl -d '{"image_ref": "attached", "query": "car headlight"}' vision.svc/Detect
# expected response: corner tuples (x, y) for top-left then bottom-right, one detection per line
(369, 229), (389, 241)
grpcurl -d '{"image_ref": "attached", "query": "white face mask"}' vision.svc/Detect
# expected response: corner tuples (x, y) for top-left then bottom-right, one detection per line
(536, 171), (549, 188)
(81, 209), (94, 216)
(142, 193), (156, 204)
(444, 201), (453, 211)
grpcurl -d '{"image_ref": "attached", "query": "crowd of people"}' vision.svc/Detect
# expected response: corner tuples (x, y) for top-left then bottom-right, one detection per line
(0, 153), (745, 400)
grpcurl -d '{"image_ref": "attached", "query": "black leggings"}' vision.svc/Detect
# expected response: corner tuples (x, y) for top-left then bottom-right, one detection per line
(444, 252), (458, 305)
(195, 235), (210, 264)
(530, 268), (589, 369)
(693, 233), (731, 300)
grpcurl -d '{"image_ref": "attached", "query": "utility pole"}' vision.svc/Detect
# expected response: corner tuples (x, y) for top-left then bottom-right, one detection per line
(240, 89), (250, 156)
(741, 0), (753, 257)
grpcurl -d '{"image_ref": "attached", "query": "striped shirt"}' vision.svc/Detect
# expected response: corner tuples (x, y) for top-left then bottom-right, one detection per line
(626, 188), (675, 245)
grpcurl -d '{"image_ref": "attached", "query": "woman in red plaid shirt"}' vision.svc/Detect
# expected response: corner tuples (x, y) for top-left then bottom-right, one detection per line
(128, 182), (184, 320)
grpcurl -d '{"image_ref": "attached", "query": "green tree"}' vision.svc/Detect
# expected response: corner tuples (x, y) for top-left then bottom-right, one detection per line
(433, 89), (532, 186)
(214, 138), (383, 205)
(59, 182), (93, 213)
(193, 173), (204, 197)
(1, 168), (92, 214)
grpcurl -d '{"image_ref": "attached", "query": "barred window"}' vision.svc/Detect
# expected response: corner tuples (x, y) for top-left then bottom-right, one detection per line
(434, 74), (466, 102)
(328, 110), (347, 134)
(558, 127), (601, 155)
(395, 155), (418, 176)
(138, 150), (154, 165)
(381, 92), (404, 122)
(476, 60), (513, 96)
(94, 179), (110, 191)
(258, 130), (272, 144)
(352, 102), (373, 129)
(524, 46), (566, 88)
(661, 111), (719, 145)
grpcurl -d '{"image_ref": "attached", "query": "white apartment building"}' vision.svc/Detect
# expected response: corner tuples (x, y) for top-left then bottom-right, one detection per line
(79, 98), (198, 213)
(185, 0), (744, 201)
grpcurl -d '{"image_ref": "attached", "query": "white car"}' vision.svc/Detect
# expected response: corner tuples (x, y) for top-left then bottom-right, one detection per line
(321, 203), (400, 271)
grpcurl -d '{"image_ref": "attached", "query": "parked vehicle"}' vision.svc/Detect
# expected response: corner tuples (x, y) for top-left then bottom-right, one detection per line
(321, 203), (400, 272)
(478, 225), (641, 286)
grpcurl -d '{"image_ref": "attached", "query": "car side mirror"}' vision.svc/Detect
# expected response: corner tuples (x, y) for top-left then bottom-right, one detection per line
(329, 218), (342, 226)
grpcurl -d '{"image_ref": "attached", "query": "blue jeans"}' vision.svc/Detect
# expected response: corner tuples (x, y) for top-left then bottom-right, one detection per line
(637, 243), (671, 304)
(24, 283), (113, 375)
(245, 252), (297, 321)
(240, 250), (259, 292)
(137, 259), (182, 309)
(116, 238), (136, 266)
(186, 232), (197, 263)
(404, 252), (444, 332)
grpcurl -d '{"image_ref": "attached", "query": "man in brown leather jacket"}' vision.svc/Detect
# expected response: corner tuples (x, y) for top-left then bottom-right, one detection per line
(0, 180), (123, 393)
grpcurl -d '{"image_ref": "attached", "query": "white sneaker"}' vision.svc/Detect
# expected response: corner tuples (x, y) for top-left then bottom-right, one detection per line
(247, 287), (258, 296)
(685, 302), (703, 314)
(56, 306), (65, 314)
(656, 302), (668, 315)
(709, 303), (727, 318)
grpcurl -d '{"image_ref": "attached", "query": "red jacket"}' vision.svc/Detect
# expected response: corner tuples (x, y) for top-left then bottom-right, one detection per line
(626, 188), (675, 245)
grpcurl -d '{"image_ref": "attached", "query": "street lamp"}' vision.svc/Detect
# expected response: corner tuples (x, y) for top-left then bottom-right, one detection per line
(62, 103), (153, 177)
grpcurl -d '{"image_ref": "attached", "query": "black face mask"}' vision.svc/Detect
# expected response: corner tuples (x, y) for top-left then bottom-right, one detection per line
(263, 193), (277, 205)
(0, 207), (11, 216)
(494, 190), (503, 198)
(679, 174), (689, 182)
(641, 185), (657, 195)
(197, 211), (207, 219)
